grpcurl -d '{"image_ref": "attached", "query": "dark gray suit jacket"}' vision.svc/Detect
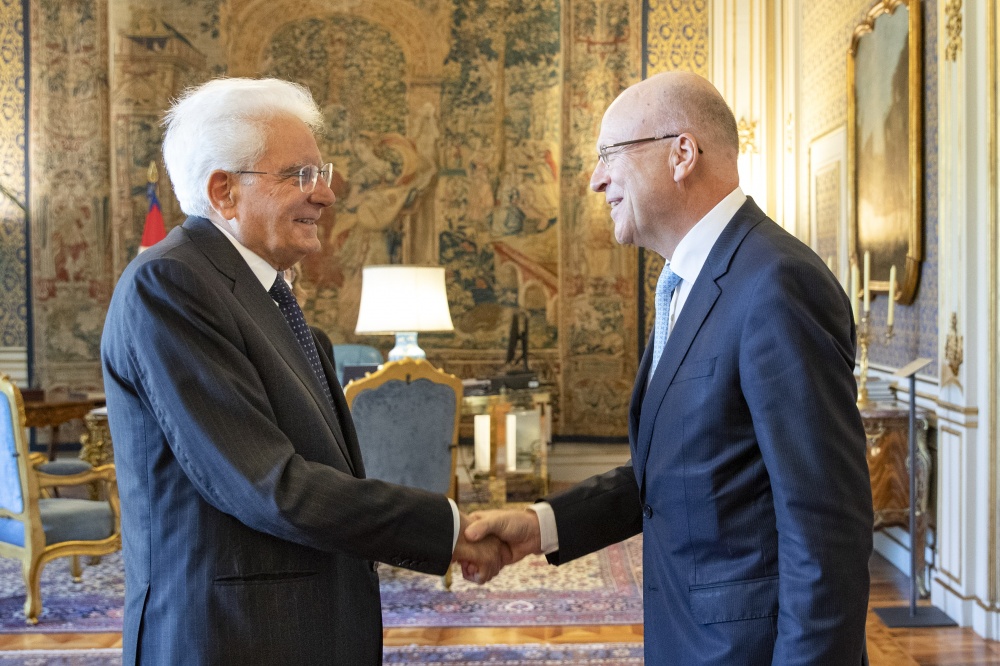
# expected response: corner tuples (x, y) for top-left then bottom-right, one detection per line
(545, 199), (873, 665)
(102, 216), (453, 665)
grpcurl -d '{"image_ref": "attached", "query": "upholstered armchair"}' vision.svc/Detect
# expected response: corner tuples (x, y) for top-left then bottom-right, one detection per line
(333, 343), (383, 386)
(344, 359), (463, 586)
(0, 374), (121, 624)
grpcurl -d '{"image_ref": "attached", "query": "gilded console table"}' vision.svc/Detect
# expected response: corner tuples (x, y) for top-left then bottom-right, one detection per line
(23, 399), (98, 460)
(79, 409), (113, 501)
(80, 408), (113, 467)
(861, 402), (930, 597)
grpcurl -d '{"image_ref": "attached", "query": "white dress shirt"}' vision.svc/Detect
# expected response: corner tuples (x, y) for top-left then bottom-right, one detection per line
(530, 187), (748, 554)
(209, 220), (461, 552)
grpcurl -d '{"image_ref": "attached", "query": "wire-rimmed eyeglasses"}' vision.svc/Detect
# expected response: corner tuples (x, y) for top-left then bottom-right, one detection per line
(233, 163), (334, 193)
(597, 134), (702, 166)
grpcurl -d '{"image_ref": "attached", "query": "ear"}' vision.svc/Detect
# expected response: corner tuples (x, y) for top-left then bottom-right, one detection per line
(671, 134), (701, 183)
(207, 170), (237, 220)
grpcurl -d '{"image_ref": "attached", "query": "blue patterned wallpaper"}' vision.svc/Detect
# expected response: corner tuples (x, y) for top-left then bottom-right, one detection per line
(0, 0), (27, 349)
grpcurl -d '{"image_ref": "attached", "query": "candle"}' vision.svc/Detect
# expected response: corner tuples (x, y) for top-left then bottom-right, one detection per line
(850, 263), (860, 320)
(863, 250), (871, 312)
(506, 413), (518, 471)
(473, 414), (491, 472)
(887, 265), (896, 326)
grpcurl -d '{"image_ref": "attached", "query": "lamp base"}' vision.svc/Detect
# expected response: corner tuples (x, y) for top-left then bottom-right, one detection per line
(387, 331), (425, 361)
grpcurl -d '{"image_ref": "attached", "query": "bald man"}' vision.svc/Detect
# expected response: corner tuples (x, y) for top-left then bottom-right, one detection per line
(466, 71), (873, 665)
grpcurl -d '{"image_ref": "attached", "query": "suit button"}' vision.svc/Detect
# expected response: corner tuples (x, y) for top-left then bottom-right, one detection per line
(642, 504), (653, 518)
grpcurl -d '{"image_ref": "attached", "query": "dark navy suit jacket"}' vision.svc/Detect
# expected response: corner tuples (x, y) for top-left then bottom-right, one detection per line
(102, 217), (454, 665)
(546, 199), (873, 665)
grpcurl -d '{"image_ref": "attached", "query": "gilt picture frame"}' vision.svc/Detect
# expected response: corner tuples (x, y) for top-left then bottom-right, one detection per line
(847, 0), (923, 304)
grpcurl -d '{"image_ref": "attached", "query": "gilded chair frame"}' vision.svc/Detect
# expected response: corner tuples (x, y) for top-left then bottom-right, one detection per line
(345, 359), (463, 587)
(0, 374), (122, 624)
(344, 358), (464, 502)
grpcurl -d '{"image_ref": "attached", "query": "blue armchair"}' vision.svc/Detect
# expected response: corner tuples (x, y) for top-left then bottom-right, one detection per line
(344, 359), (462, 586)
(0, 374), (121, 624)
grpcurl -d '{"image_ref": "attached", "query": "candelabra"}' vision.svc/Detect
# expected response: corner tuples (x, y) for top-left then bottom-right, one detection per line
(856, 312), (894, 410)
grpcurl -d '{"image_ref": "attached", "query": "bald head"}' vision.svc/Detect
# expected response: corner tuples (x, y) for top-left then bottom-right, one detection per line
(591, 71), (741, 258)
(610, 71), (740, 162)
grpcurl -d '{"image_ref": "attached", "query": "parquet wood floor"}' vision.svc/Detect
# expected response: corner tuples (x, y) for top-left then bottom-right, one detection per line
(1, 553), (998, 664)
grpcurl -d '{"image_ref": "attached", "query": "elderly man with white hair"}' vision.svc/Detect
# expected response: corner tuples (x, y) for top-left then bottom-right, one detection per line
(102, 78), (509, 665)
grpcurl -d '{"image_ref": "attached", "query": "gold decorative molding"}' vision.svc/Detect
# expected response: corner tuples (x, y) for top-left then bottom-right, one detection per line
(737, 116), (758, 155)
(938, 423), (964, 584)
(933, 398), (978, 416)
(933, 576), (1000, 613)
(944, 0), (963, 61)
(941, 312), (964, 390)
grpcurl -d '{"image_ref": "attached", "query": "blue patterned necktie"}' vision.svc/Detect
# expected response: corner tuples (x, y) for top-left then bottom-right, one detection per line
(269, 273), (335, 406)
(651, 265), (683, 374)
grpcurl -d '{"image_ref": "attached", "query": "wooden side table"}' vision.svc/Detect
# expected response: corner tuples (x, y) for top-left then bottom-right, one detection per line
(861, 402), (930, 597)
(23, 399), (97, 460)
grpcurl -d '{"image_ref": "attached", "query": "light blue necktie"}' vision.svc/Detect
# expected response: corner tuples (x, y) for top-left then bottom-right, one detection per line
(651, 265), (682, 374)
(269, 273), (335, 407)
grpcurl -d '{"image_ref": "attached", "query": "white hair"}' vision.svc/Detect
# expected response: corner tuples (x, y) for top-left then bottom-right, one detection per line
(161, 78), (324, 218)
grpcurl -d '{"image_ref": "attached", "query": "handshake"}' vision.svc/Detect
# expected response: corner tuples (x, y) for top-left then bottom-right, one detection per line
(451, 509), (544, 584)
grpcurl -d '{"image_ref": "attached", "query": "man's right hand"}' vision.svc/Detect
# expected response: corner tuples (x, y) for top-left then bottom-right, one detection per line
(453, 512), (513, 584)
(464, 509), (543, 564)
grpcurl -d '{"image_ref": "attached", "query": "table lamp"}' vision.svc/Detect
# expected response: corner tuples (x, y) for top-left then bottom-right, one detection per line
(354, 265), (455, 361)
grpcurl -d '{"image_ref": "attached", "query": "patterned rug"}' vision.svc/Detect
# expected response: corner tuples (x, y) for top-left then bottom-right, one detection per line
(380, 534), (643, 627)
(0, 644), (645, 665)
(0, 536), (643, 632)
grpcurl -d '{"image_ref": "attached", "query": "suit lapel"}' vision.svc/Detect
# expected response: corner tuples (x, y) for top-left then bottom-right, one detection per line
(632, 199), (767, 484)
(628, 329), (654, 495)
(182, 217), (358, 475)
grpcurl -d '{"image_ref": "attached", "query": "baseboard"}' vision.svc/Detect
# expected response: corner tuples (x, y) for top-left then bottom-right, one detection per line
(873, 528), (935, 590)
(931, 576), (999, 638)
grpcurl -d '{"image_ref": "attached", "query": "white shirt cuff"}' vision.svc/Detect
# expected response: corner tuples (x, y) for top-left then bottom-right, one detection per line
(448, 498), (460, 553)
(528, 502), (559, 555)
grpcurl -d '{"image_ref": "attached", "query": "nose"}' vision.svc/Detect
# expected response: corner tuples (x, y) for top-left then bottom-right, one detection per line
(590, 159), (609, 193)
(309, 177), (336, 207)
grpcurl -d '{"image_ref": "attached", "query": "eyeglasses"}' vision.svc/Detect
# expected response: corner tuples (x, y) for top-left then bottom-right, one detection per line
(233, 163), (334, 193)
(597, 134), (702, 166)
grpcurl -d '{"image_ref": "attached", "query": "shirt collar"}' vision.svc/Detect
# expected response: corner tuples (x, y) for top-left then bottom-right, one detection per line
(208, 220), (284, 291)
(668, 186), (747, 282)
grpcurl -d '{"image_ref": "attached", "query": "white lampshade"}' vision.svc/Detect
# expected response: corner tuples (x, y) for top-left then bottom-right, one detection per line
(355, 265), (454, 360)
